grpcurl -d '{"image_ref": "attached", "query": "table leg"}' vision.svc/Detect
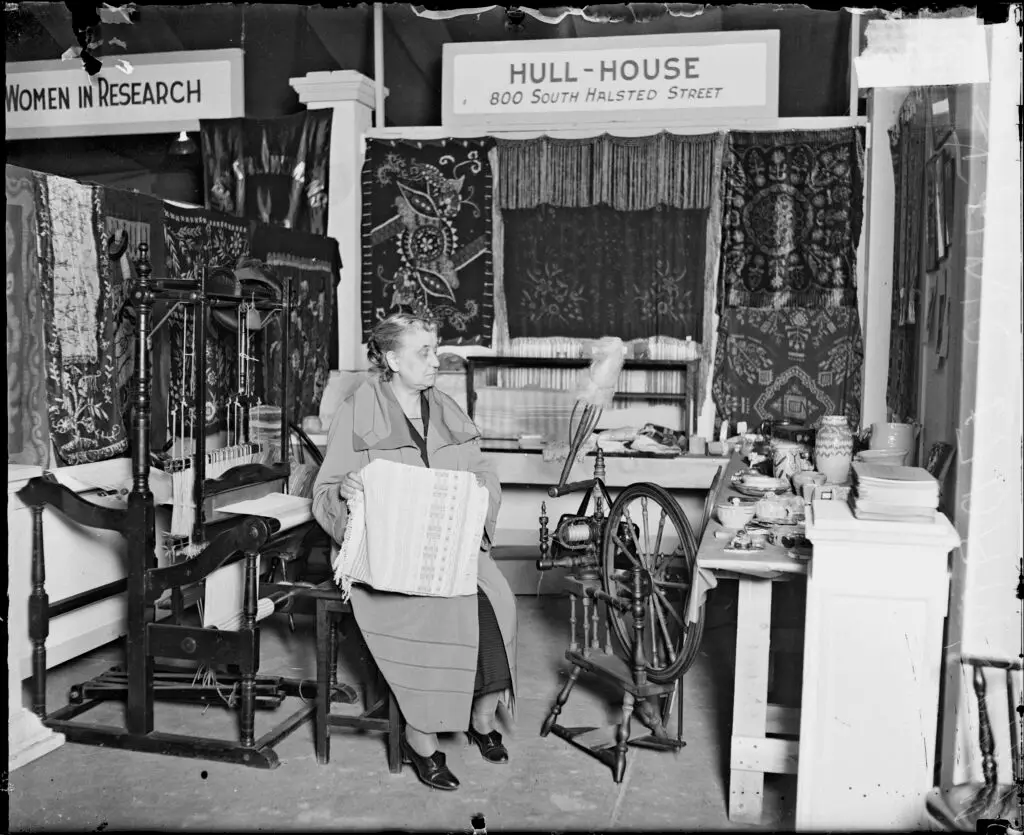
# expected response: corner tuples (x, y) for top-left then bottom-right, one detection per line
(728, 576), (773, 825)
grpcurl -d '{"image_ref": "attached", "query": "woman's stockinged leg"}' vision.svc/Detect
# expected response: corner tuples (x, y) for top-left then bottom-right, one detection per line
(404, 723), (440, 757)
(470, 691), (502, 734)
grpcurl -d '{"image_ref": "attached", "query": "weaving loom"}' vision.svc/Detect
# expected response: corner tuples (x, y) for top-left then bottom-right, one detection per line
(18, 243), (337, 769)
(533, 338), (714, 782)
(333, 459), (490, 600)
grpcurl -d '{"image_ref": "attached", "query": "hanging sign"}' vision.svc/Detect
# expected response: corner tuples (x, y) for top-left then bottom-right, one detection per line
(5, 49), (244, 140)
(442, 31), (779, 129)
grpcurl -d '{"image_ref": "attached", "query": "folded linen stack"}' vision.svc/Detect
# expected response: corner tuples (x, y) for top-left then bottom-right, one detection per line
(849, 462), (940, 523)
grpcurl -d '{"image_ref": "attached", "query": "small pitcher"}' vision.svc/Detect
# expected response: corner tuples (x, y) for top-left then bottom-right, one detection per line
(870, 422), (920, 462)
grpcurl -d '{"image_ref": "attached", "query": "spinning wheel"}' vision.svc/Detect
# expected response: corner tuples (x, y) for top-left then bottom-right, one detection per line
(602, 482), (704, 685)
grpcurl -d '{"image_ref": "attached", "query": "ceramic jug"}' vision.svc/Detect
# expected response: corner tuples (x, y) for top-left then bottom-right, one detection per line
(870, 422), (920, 463)
(815, 415), (854, 484)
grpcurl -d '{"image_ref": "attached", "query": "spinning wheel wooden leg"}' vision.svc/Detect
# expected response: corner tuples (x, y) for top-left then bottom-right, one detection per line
(314, 600), (332, 764)
(614, 692), (635, 783)
(239, 549), (260, 749)
(542, 665), (581, 737)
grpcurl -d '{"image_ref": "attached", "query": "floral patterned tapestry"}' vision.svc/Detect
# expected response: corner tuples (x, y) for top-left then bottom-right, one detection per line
(250, 222), (340, 422)
(163, 204), (250, 437)
(718, 128), (865, 310)
(200, 111), (332, 236)
(361, 138), (495, 346)
(34, 173), (128, 465)
(6, 166), (51, 466)
(100, 186), (167, 446)
(711, 306), (864, 429)
(502, 204), (707, 341)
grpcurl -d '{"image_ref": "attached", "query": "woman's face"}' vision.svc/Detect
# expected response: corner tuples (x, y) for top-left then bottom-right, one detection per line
(387, 325), (440, 391)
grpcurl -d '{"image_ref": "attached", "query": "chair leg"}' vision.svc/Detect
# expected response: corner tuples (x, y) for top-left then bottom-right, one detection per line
(314, 600), (331, 765)
(541, 664), (581, 737)
(387, 691), (402, 774)
(613, 692), (635, 783)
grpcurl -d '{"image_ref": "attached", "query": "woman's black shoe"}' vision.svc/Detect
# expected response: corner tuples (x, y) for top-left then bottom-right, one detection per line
(400, 738), (460, 791)
(466, 727), (509, 764)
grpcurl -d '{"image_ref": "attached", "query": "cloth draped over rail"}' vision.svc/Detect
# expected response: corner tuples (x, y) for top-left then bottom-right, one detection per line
(6, 166), (51, 467)
(199, 111), (333, 236)
(250, 221), (341, 421)
(361, 137), (497, 347)
(492, 132), (726, 405)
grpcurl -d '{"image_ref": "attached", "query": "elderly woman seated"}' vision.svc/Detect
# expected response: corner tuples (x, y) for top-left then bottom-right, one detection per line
(312, 313), (518, 792)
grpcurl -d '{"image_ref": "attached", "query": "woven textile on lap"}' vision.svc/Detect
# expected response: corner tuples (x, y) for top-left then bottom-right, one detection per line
(333, 460), (489, 600)
(361, 138), (496, 346)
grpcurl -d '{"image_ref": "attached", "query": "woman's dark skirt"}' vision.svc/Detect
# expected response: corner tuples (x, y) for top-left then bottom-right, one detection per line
(474, 588), (512, 696)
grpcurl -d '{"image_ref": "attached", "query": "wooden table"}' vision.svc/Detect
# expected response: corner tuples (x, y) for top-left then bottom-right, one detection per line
(696, 454), (807, 825)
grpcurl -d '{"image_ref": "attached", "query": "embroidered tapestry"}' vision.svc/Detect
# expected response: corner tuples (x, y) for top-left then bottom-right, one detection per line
(250, 222), (341, 421)
(200, 111), (332, 235)
(34, 173), (128, 465)
(718, 128), (865, 310)
(6, 166), (51, 466)
(361, 138), (495, 346)
(711, 306), (864, 429)
(100, 186), (167, 445)
(163, 204), (251, 436)
(502, 204), (707, 342)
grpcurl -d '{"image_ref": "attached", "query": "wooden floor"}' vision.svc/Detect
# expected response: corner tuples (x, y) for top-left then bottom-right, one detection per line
(9, 582), (799, 832)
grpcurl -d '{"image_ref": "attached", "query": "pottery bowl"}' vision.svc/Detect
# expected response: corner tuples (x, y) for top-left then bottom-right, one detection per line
(716, 499), (757, 529)
(855, 448), (909, 466)
(792, 470), (827, 493)
(755, 496), (791, 523)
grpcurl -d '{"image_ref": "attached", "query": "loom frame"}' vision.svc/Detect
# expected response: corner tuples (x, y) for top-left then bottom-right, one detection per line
(18, 242), (328, 769)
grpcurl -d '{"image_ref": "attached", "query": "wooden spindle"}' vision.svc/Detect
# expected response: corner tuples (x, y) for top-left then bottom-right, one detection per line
(569, 596), (578, 653)
(29, 504), (49, 717)
(973, 663), (997, 791)
(631, 565), (648, 687)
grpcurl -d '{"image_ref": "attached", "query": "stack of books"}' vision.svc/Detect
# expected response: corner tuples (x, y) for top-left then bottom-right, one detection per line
(849, 462), (940, 522)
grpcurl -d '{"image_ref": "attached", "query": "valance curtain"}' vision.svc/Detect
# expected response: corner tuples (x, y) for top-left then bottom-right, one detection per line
(200, 111), (332, 236)
(361, 137), (496, 346)
(493, 132), (725, 401)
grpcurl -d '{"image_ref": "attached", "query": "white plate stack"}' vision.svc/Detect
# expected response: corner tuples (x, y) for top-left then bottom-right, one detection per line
(849, 462), (940, 522)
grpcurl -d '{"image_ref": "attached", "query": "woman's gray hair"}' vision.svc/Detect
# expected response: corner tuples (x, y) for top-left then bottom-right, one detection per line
(366, 313), (439, 380)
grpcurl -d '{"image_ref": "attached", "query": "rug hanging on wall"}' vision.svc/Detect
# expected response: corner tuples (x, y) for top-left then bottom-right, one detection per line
(163, 204), (251, 436)
(718, 128), (865, 310)
(200, 111), (332, 236)
(250, 222), (341, 422)
(361, 138), (495, 346)
(6, 166), (51, 467)
(34, 173), (128, 465)
(711, 306), (864, 429)
(502, 203), (707, 341)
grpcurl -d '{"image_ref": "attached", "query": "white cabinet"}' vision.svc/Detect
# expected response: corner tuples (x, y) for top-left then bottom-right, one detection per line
(798, 500), (958, 831)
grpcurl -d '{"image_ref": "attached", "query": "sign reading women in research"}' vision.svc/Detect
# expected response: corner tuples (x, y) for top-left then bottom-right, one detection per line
(442, 32), (780, 128)
(5, 49), (243, 140)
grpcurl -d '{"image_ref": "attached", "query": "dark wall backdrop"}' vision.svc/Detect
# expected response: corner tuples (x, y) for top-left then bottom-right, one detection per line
(5, 3), (853, 192)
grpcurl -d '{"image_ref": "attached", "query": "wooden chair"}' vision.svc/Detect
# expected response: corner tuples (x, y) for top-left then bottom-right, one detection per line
(925, 442), (956, 513)
(924, 656), (1021, 831)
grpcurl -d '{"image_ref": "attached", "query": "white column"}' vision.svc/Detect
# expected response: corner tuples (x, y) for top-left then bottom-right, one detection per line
(8, 465), (65, 772)
(798, 500), (959, 831)
(290, 71), (385, 372)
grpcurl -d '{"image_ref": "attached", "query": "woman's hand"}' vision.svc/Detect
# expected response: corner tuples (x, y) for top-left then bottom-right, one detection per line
(338, 471), (363, 502)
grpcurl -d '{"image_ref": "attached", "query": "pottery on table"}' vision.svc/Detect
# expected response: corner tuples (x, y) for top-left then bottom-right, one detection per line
(870, 422), (919, 462)
(716, 499), (757, 529)
(815, 415), (854, 484)
(770, 439), (814, 482)
(755, 495), (790, 523)
(792, 469), (827, 496)
(855, 448), (909, 466)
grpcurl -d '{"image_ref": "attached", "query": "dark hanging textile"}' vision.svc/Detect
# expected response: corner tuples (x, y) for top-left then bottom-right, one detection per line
(361, 137), (496, 346)
(718, 128), (865, 310)
(885, 92), (927, 423)
(163, 204), (251, 436)
(6, 166), (51, 467)
(99, 187), (168, 447)
(502, 204), (707, 342)
(200, 111), (332, 235)
(494, 132), (721, 211)
(34, 172), (128, 465)
(711, 306), (864, 430)
(249, 222), (341, 421)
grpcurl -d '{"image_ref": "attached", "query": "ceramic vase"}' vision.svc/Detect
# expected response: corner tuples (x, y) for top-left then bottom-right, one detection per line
(815, 415), (854, 484)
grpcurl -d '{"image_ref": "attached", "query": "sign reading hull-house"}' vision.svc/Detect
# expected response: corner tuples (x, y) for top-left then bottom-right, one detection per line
(443, 32), (780, 129)
(5, 49), (244, 140)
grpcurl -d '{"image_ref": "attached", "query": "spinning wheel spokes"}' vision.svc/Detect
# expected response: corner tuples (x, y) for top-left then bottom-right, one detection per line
(602, 483), (702, 684)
